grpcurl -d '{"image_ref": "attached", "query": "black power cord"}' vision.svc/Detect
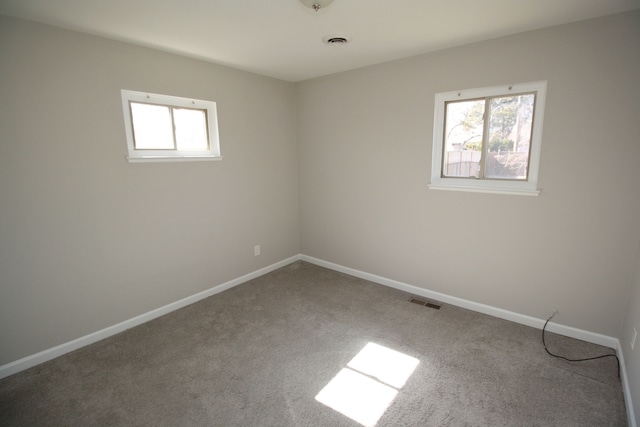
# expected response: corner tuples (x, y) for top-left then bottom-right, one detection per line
(542, 311), (620, 379)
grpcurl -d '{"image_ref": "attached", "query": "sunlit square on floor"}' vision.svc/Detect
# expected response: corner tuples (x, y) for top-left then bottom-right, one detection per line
(347, 342), (419, 389)
(315, 367), (398, 427)
(315, 342), (420, 427)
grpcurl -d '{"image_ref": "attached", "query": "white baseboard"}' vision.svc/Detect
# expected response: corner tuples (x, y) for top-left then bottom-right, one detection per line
(617, 343), (638, 427)
(299, 255), (618, 348)
(0, 255), (301, 380)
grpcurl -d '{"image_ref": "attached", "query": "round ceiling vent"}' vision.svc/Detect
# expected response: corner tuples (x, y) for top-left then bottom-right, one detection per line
(323, 35), (351, 46)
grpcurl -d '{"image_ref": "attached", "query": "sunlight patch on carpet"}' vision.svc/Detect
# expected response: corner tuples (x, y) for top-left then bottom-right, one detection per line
(315, 342), (419, 427)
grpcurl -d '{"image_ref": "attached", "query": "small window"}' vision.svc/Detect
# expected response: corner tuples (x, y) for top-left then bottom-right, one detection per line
(430, 81), (546, 195)
(121, 89), (222, 163)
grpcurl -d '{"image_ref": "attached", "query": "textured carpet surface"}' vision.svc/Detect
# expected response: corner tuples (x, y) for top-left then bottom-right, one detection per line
(0, 261), (627, 426)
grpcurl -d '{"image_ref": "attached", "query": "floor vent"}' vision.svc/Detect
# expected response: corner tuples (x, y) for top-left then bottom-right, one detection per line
(409, 297), (441, 310)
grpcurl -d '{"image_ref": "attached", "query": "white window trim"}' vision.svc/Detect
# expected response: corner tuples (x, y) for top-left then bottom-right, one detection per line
(429, 81), (547, 196)
(121, 89), (222, 163)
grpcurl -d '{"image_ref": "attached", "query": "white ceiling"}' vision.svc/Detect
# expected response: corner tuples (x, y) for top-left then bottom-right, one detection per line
(1, 0), (638, 82)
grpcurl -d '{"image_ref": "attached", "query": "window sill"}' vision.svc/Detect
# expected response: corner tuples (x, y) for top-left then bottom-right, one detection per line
(126, 155), (223, 163)
(428, 184), (540, 196)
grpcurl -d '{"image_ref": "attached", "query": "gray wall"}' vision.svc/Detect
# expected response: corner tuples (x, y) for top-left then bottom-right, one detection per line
(0, 16), (300, 366)
(297, 11), (640, 337)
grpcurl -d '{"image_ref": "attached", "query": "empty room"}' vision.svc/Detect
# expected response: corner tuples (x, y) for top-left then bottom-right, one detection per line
(1, 0), (639, 425)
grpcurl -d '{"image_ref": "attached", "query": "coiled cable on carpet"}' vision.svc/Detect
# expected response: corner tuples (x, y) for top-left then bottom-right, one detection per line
(542, 311), (620, 379)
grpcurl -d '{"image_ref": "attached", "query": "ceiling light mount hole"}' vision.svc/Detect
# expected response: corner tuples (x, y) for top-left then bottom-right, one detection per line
(299, 0), (335, 12)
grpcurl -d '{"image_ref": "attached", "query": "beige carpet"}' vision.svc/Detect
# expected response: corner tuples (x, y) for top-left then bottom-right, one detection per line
(0, 261), (627, 426)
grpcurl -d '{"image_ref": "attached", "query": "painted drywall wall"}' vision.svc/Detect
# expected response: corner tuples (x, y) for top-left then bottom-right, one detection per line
(622, 238), (640, 424)
(297, 11), (640, 337)
(0, 15), (300, 366)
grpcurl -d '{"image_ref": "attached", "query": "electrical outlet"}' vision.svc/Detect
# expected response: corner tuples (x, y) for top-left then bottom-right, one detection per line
(254, 245), (261, 256)
(632, 327), (637, 351)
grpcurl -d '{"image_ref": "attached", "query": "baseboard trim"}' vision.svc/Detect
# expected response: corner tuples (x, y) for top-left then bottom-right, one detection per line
(0, 255), (300, 380)
(617, 342), (638, 427)
(299, 254), (619, 349)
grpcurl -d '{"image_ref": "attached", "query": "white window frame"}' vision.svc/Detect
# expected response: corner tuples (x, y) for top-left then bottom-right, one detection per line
(121, 89), (222, 163)
(429, 81), (546, 196)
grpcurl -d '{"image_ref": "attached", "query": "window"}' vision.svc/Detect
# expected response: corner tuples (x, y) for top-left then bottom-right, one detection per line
(121, 89), (221, 162)
(430, 81), (546, 195)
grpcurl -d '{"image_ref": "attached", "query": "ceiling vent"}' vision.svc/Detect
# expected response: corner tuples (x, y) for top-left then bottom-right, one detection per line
(323, 35), (350, 46)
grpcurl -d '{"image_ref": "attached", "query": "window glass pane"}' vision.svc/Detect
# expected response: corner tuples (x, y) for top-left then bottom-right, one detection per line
(130, 103), (174, 149)
(442, 99), (485, 178)
(484, 94), (535, 180)
(173, 108), (209, 151)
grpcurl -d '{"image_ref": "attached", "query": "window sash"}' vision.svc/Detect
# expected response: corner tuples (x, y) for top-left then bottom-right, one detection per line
(121, 89), (221, 163)
(129, 101), (210, 151)
(429, 81), (546, 196)
(440, 92), (537, 182)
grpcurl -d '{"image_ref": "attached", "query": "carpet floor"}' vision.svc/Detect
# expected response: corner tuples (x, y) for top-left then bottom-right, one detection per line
(0, 261), (627, 426)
